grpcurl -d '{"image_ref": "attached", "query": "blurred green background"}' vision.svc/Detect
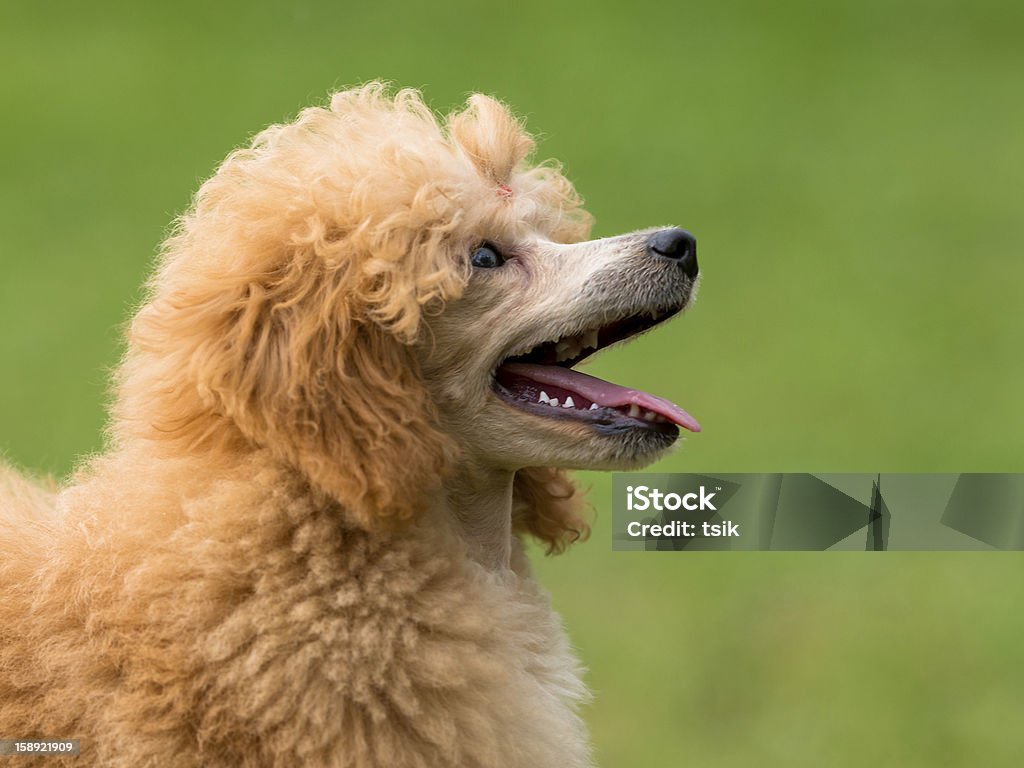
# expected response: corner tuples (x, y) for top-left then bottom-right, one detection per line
(2, 1), (1023, 765)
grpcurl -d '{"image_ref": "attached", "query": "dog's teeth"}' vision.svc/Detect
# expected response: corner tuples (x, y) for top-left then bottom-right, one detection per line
(628, 404), (641, 418)
(539, 391), (550, 404)
(643, 411), (656, 422)
(584, 330), (599, 349)
(549, 397), (560, 407)
(589, 403), (599, 410)
(563, 396), (575, 409)
(556, 335), (588, 362)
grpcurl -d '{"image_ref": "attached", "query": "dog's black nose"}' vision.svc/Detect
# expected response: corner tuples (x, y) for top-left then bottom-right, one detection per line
(648, 228), (698, 279)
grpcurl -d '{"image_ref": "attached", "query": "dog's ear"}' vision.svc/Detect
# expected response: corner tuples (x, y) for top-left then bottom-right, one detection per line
(124, 255), (457, 527)
(512, 467), (590, 555)
(126, 257), (458, 527)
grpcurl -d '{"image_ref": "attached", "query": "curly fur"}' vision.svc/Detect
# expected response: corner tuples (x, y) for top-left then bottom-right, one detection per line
(111, 85), (588, 541)
(0, 84), (691, 766)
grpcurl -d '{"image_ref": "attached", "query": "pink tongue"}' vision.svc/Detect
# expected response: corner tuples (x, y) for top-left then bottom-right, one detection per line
(501, 363), (700, 432)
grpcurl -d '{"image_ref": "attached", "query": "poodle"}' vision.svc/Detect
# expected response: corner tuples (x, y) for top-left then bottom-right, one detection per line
(0, 84), (700, 767)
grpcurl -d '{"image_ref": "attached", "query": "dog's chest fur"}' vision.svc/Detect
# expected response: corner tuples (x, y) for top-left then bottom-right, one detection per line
(0, 454), (593, 767)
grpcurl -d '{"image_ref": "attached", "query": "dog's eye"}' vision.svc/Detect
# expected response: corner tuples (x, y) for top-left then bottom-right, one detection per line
(470, 243), (505, 269)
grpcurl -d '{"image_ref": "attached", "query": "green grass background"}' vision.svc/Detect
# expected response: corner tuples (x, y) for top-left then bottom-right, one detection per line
(2, 1), (1023, 764)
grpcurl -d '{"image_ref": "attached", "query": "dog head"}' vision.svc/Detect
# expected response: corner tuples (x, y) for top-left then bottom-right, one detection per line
(420, 227), (701, 474)
(117, 85), (699, 552)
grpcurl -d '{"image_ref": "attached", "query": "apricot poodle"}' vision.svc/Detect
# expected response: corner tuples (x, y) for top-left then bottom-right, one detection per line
(0, 84), (700, 767)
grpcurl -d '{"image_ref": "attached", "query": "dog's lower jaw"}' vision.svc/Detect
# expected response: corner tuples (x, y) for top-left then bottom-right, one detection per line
(433, 461), (517, 570)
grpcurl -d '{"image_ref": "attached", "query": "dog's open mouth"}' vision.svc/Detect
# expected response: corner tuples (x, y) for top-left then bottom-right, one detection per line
(493, 308), (700, 434)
